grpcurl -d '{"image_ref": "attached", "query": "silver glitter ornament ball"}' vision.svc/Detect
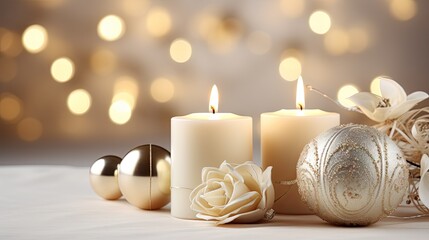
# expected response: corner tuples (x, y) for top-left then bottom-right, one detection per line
(118, 144), (171, 210)
(297, 124), (408, 226)
(90, 155), (122, 200)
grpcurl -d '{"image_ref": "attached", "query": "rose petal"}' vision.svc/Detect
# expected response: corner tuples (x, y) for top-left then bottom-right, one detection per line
(389, 91), (429, 119)
(195, 196), (260, 224)
(258, 167), (274, 210)
(221, 191), (260, 216)
(219, 209), (265, 225)
(217, 209), (262, 225)
(226, 165), (245, 183)
(218, 181), (233, 199)
(217, 195), (261, 224)
(419, 154), (429, 208)
(189, 183), (206, 202)
(379, 77), (407, 106)
(202, 167), (225, 182)
(229, 181), (251, 202)
(192, 194), (222, 216)
(235, 163), (263, 193)
(219, 161), (233, 173)
(201, 193), (227, 207)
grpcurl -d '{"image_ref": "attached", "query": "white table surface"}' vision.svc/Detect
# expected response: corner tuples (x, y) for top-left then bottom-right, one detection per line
(1, 165), (428, 239)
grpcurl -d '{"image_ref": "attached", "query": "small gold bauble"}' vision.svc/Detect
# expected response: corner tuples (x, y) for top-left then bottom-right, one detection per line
(89, 155), (122, 200)
(118, 144), (171, 210)
(297, 124), (409, 226)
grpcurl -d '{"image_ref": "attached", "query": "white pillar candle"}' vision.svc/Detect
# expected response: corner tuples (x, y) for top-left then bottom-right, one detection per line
(261, 77), (340, 214)
(171, 85), (252, 219)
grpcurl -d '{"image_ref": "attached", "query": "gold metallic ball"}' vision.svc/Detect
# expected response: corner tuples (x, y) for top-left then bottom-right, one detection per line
(89, 155), (122, 200)
(297, 124), (409, 226)
(118, 144), (171, 210)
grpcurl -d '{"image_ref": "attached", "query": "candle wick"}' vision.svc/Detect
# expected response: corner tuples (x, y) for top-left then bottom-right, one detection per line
(210, 106), (216, 114)
(299, 104), (303, 111)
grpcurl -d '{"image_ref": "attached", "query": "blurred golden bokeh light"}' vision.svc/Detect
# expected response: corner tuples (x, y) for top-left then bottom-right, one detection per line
(97, 15), (125, 41)
(112, 92), (136, 110)
(309, 11), (331, 35)
(197, 14), (243, 54)
(146, 7), (172, 38)
(170, 38), (192, 63)
(280, 0), (305, 18)
(67, 89), (92, 115)
(17, 117), (43, 142)
(51, 57), (75, 83)
(246, 31), (272, 55)
(22, 24), (48, 53)
(324, 29), (350, 55)
(150, 77), (175, 103)
(0, 93), (22, 122)
(0, 28), (23, 57)
(0, 57), (17, 83)
(114, 76), (139, 98)
(90, 48), (117, 75)
(348, 28), (369, 53)
(389, 0), (417, 21)
(370, 77), (382, 96)
(109, 100), (132, 125)
(279, 57), (302, 81)
(337, 85), (359, 108)
(121, 0), (148, 17)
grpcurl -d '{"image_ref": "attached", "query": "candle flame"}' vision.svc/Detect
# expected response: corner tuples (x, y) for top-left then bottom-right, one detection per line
(296, 76), (305, 110)
(209, 84), (219, 114)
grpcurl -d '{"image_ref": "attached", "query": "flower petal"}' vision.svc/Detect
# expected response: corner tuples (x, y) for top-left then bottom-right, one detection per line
(229, 181), (251, 202)
(379, 77), (407, 106)
(217, 209), (262, 225)
(347, 92), (380, 113)
(235, 163), (262, 193)
(348, 92), (387, 122)
(371, 107), (392, 122)
(419, 154), (429, 208)
(202, 167), (225, 182)
(389, 91), (429, 119)
(221, 191), (260, 216)
(201, 193), (227, 207)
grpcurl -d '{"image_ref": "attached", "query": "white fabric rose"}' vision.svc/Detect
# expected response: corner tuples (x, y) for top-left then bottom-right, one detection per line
(347, 77), (428, 122)
(190, 161), (274, 225)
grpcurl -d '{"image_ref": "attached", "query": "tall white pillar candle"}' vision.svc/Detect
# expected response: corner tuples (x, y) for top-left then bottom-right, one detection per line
(261, 77), (340, 214)
(171, 85), (252, 219)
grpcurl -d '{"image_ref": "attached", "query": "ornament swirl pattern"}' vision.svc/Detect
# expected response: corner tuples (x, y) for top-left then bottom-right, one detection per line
(297, 124), (408, 226)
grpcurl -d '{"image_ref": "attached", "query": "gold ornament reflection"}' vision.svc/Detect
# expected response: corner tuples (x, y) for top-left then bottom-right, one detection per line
(90, 156), (123, 200)
(117, 145), (171, 210)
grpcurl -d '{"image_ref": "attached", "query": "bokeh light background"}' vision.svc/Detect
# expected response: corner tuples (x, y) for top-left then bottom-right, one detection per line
(0, 0), (428, 166)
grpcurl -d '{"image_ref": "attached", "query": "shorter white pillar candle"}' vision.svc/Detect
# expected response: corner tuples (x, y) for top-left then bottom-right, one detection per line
(171, 85), (253, 219)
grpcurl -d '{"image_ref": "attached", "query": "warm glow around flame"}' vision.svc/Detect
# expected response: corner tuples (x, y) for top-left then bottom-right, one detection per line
(296, 76), (305, 110)
(209, 84), (219, 114)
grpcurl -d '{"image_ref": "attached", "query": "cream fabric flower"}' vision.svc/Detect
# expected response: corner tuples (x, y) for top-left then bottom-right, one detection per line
(190, 161), (274, 225)
(348, 77), (428, 122)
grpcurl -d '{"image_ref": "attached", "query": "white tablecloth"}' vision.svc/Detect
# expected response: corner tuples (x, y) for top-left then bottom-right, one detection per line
(1, 166), (428, 239)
